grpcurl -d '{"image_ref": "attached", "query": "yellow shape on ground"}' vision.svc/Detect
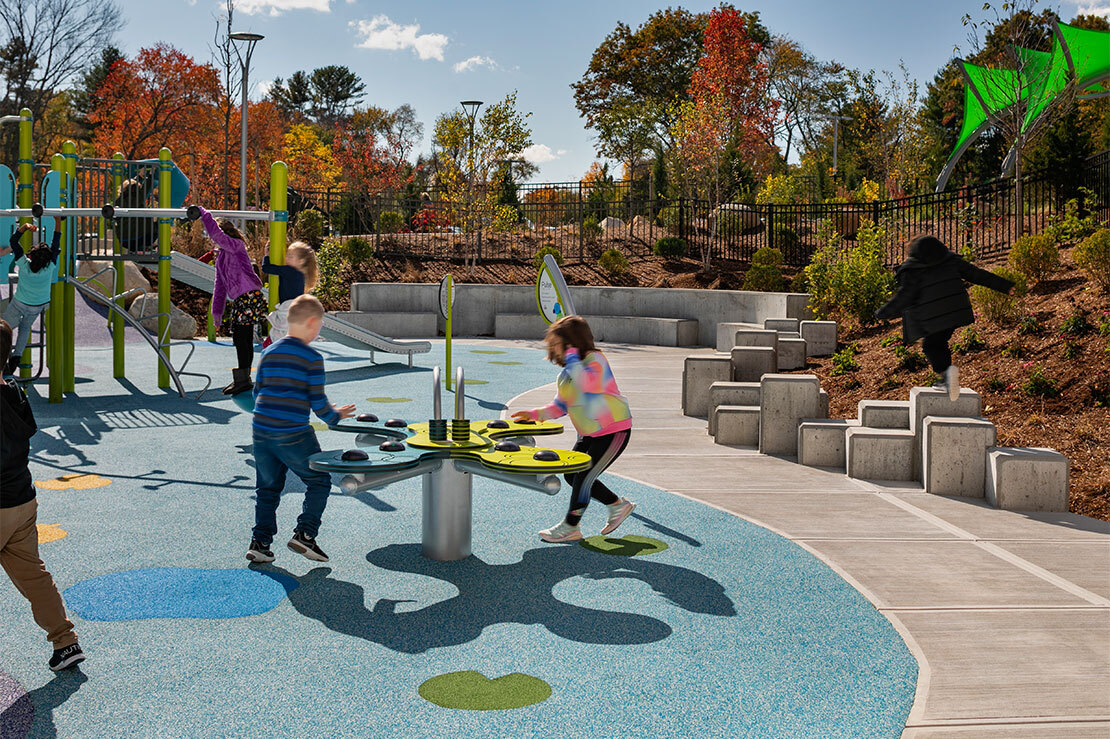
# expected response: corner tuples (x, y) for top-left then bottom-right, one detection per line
(36, 473), (112, 491)
(36, 523), (68, 543)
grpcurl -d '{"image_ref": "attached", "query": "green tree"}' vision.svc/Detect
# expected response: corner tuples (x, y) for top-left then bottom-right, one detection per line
(268, 70), (313, 119)
(309, 65), (366, 124)
(72, 45), (123, 131)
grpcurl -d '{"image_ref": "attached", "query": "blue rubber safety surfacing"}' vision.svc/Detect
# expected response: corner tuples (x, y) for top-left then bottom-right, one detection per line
(0, 332), (917, 738)
(64, 568), (298, 620)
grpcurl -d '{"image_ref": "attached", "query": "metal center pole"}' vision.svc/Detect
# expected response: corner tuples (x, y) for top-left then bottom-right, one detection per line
(421, 462), (473, 561)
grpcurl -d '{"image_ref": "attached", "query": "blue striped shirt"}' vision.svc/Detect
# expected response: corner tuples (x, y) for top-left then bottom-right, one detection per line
(252, 337), (340, 434)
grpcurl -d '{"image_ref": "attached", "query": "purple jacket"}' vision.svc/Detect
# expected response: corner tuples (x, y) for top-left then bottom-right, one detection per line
(199, 207), (263, 325)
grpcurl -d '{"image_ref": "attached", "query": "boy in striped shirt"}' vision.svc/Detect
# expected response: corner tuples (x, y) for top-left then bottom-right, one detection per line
(247, 295), (354, 564)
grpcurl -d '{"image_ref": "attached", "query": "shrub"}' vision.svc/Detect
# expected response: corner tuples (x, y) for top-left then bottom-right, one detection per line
(985, 374), (1007, 393)
(345, 236), (373, 266)
(582, 215), (602, 241)
(377, 210), (405, 234)
(1089, 371), (1110, 408)
(803, 219), (894, 325)
(1060, 309), (1092, 336)
(770, 225), (799, 250)
(1062, 339), (1082, 360)
(1008, 231), (1060, 282)
(1098, 312), (1110, 337)
(533, 244), (563, 270)
(654, 236), (687, 260)
(971, 266), (1026, 323)
(894, 344), (928, 371)
(952, 327), (986, 354)
(1001, 338), (1028, 359)
(1048, 187), (1104, 243)
(743, 247), (785, 292)
(598, 248), (629, 275)
(1023, 366), (1059, 398)
(1017, 314), (1043, 335)
(292, 208), (327, 247)
(790, 271), (809, 293)
(1073, 228), (1110, 292)
(658, 204), (688, 229)
(314, 236), (348, 308)
(878, 375), (902, 391)
(830, 345), (859, 376)
(880, 335), (902, 348)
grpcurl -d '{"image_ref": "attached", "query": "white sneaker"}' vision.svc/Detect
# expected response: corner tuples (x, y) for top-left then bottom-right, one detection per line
(945, 365), (960, 402)
(601, 499), (636, 536)
(539, 521), (582, 543)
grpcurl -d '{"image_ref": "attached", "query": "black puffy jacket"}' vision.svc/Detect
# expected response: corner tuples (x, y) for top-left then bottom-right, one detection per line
(1, 378), (37, 508)
(876, 236), (1014, 343)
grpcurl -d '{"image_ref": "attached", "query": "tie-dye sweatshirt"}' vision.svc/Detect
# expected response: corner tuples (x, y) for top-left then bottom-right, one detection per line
(528, 347), (632, 437)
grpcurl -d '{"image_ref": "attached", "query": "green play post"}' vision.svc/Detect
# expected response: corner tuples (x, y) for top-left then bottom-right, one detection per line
(445, 274), (453, 391)
(157, 148), (171, 389)
(269, 161), (288, 315)
(47, 154), (65, 403)
(62, 141), (77, 393)
(16, 108), (32, 380)
(112, 152), (125, 376)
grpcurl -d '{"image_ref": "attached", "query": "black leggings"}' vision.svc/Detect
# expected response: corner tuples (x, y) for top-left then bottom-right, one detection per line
(232, 323), (255, 370)
(564, 430), (631, 525)
(921, 328), (955, 373)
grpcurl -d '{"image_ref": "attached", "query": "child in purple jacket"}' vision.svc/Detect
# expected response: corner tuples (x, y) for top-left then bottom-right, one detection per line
(197, 206), (266, 395)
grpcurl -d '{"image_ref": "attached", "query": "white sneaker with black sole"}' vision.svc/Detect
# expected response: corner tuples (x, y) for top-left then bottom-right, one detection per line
(49, 643), (85, 671)
(288, 531), (329, 562)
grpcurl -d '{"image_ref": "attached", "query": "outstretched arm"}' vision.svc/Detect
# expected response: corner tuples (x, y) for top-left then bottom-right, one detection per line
(957, 259), (1015, 294)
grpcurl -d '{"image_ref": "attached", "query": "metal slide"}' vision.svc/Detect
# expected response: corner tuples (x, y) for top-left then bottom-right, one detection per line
(65, 275), (212, 398)
(169, 251), (432, 366)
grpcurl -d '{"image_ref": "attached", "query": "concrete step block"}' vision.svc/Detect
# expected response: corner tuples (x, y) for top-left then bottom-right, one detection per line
(764, 318), (800, 332)
(818, 389), (829, 419)
(715, 321), (760, 352)
(800, 320), (837, 356)
(758, 374), (822, 456)
(846, 427), (916, 481)
(731, 346), (777, 382)
(778, 331), (802, 339)
(986, 447), (1069, 512)
(798, 419), (859, 468)
(708, 382), (761, 435)
(776, 337), (807, 370)
(682, 354), (733, 417)
(713, 405), (760, 446)
(735, 329), (779, 348)
(909, 387), (982, 479)
(922, 416), (997, 497)
(858, 399), (911, 429)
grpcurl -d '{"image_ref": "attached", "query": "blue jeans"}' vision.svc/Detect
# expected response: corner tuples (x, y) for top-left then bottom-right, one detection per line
(252, 428), (332, 545)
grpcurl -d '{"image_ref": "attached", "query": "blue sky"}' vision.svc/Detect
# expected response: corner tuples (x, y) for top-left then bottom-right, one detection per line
(113, 0), (1104, 181)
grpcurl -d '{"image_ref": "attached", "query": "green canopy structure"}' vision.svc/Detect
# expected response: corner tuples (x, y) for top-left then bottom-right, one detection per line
(936, 20), (1110, 191)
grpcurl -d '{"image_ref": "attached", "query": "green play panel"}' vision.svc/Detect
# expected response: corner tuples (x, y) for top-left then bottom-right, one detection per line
(418, 671), (552, 710)
(580, 535), (669, 556)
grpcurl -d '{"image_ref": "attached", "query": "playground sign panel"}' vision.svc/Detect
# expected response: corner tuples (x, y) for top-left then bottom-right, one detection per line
(536, 254), (575, 324)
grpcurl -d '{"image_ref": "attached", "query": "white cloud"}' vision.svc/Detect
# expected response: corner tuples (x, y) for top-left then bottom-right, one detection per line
(1075, 3), (1110, 16)
(238, 0), (331, 15)
(453, 55), (499, 73)
(256, 80), (274, 97)
(350, 15), (448, 61)
(520, 144), (565, 164)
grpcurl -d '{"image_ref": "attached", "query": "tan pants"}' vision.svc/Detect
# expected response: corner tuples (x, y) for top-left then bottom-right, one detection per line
(0, 499), (77, 648)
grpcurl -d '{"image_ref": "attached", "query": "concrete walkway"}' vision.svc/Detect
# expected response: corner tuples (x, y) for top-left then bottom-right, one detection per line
(504, 342), (1110, 738)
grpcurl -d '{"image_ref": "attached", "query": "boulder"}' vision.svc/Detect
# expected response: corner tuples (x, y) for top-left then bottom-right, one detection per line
(710, 203), (762, 234)
(128, 294), (197, 339)
(631, 215), (652, 232)
(77, 259), (151, 308)
(599, 216), (625, 231)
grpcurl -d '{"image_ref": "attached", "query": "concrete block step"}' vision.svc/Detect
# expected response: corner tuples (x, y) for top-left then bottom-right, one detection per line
(922, 416), (997, 497)
(798, 419), (859, 469)
(682, 354), (732, 417)
(731, 346), (777, 383)
(715, 321), (761, 352)
(846, 427), (915, 481)
(909, 387), (982, 478)
(777, 337), (807, 370)
(759, 374), (822, 456)
(708, 382), (760, 435)
(713, 405), (760, 446)
(858, 399), (910, 429)
(986, 447), (1069, 512)
(764, 318), (800, 332)
(800, 320), (837, 356)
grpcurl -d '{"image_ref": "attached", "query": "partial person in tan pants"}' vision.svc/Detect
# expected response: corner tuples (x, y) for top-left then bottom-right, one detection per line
(1, 318), (84, 671)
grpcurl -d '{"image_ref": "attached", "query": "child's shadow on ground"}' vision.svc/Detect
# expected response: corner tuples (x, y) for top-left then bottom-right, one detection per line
(2, 670), (87, 739)
(255, 542), (734, 654)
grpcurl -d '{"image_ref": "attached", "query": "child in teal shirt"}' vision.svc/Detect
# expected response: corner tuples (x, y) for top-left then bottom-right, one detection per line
(1, 219), (62, 375)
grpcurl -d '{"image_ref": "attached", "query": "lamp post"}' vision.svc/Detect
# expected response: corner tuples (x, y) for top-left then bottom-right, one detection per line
(230, 31), (264, 213)
(460, 100), (482, 266)
(808, 112), (853, 178)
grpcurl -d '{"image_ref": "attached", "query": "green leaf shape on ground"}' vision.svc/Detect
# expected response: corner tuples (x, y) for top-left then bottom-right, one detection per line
(365, 397), (413, 403)
(488, 361), (523, 366)
(580, 535), (669, 557)
(418, 671), (551, 710)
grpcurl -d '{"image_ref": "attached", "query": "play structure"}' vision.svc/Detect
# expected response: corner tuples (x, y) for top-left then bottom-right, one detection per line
(938, 20), (1109, 190)
(309, 366), (591, 561)
(0, 110), (430, 402)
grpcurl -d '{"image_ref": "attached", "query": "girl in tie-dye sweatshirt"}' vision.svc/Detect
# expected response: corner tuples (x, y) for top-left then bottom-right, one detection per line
(513, 316), (636, 543)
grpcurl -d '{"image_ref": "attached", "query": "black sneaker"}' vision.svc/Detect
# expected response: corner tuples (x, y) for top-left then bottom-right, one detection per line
(246, 538), (275, 563)
(49, 643), (85, 671)
(287, 531), (329, 562)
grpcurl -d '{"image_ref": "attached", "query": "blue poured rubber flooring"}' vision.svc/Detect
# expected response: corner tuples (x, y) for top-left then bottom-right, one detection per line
(0, 323), (916, 737)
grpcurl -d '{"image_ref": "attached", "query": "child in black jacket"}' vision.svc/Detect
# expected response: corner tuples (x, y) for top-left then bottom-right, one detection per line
(876, 235), (1014, 401)
(0, 319), (85, 671)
